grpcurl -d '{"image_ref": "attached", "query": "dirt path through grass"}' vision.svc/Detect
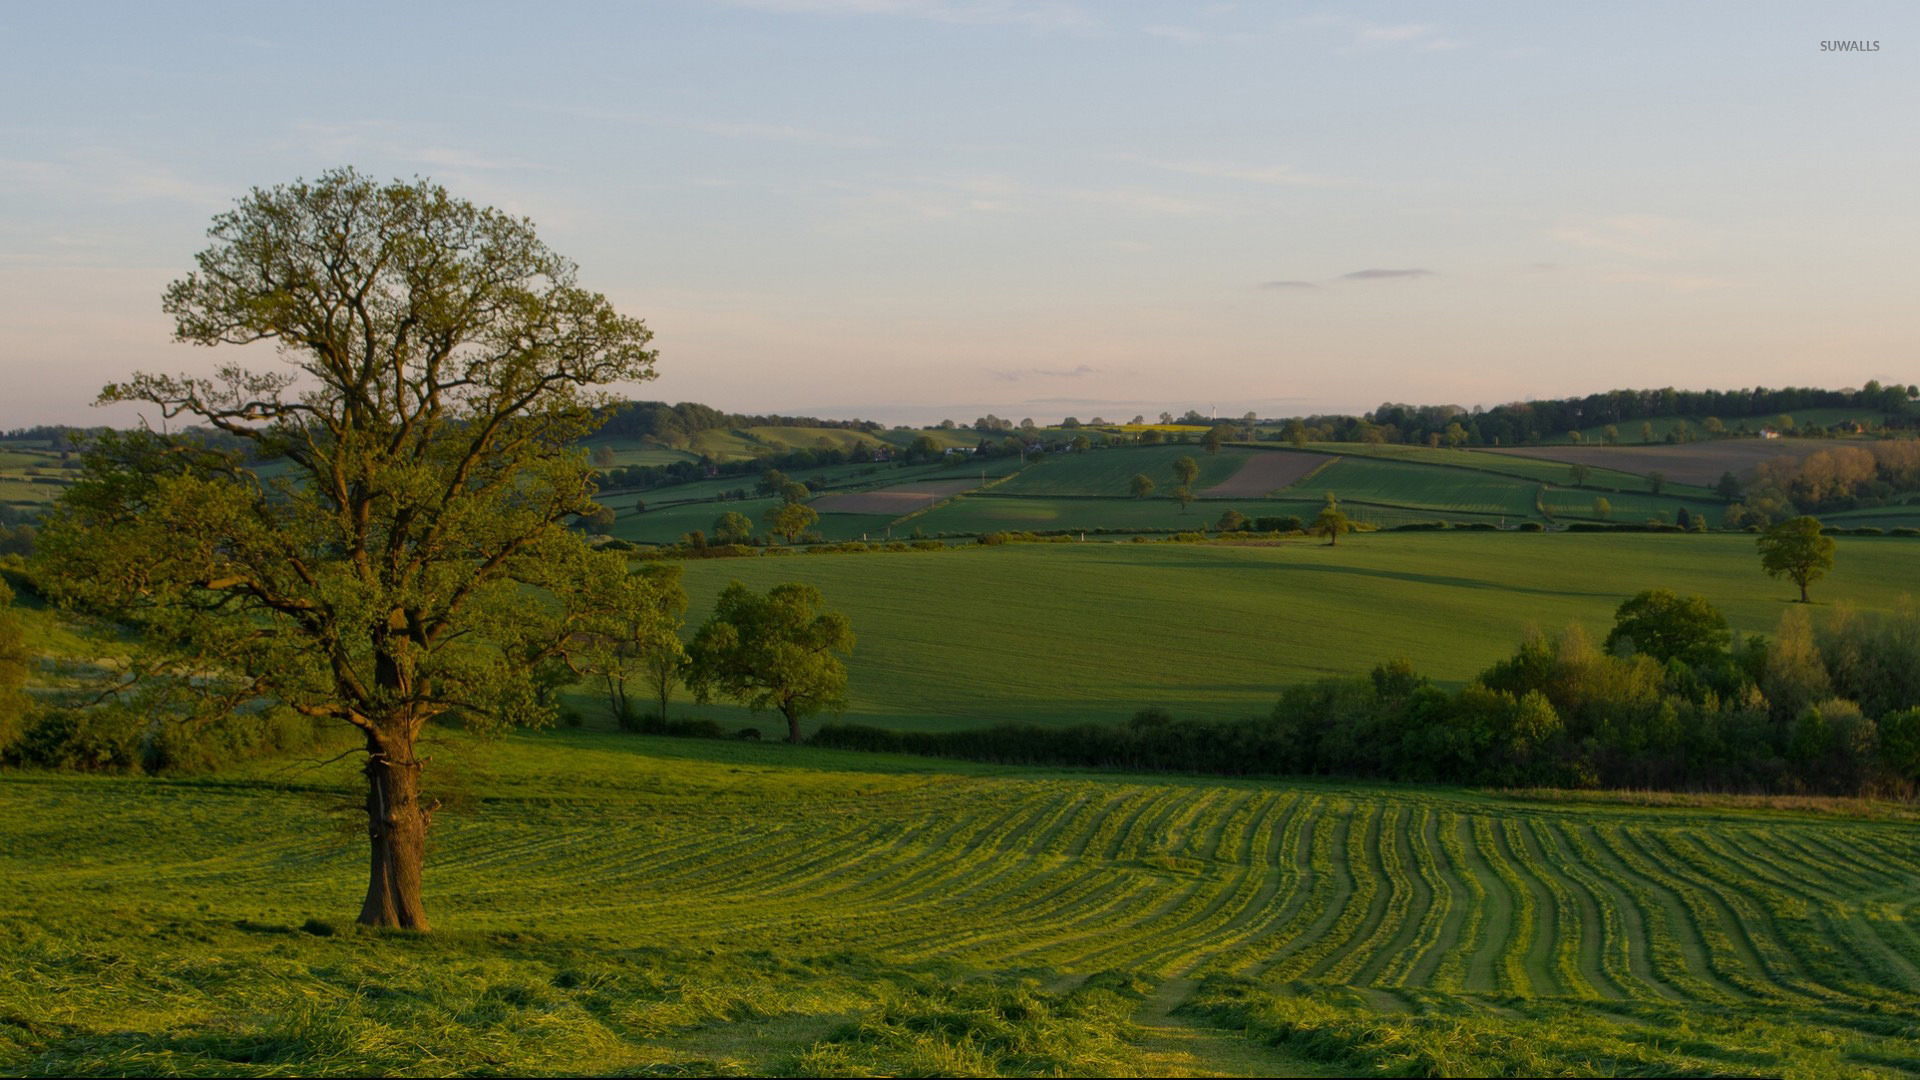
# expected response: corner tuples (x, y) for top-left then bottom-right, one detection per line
(1129, 976), (1339, 1078)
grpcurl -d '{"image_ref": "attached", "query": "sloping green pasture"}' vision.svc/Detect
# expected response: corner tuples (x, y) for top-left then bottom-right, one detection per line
(1307, 442), (1703, 495)
(662, 534), (1920, 732)
(4, 739), (1916, 1076)
(1290, 457), (1542, 519)
(992, 445), (1253, 497)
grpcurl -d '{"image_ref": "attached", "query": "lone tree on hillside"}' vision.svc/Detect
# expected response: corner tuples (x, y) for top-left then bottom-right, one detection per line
(1757, 516), (1836, 603)
(686, 581), (853, 743)
(1129, 473), (1156, 499)
(35, 168), (664, 931)
(1312, 505), (1350, 546)
(1172, 455), (1200, 489)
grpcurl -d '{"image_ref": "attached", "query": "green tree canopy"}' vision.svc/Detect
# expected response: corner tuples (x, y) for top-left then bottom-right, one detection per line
(712, 510), (755, 544)
(34, 168), (660, 930)
(765, 502), (819, 544)
(1604, 589), (1730, 667)
(686, 581), (854, 743)
(1312, 506), (1350, 546)
(1172, 455), (1200, 488)
(1757, 516), (1836, 603)
(1129, 473), (1155, 499)
(0, 578), (29, 750)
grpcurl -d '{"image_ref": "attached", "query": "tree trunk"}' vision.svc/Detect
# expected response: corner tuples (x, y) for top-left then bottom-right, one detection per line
(1799, 580), (1810, 603)
(359, 734), (432, 931)
(784, 707), (802, 744)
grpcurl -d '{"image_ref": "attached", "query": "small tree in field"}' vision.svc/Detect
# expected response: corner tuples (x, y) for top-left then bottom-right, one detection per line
(1594, 497), (1612, 520)
(587, 563), (690, 724)
(712, 510), (754, 545)
(686, 582), (853, 743)
(765, 501), (819, 544)
(1312, 506), (1350, 546)
(1130, 473), (1155, 499)
(1172, 455), (1200, 489)
(1757, 516), (1835, 603)
(35, 168), (662, 930)
(1173, 485), (1194, 513)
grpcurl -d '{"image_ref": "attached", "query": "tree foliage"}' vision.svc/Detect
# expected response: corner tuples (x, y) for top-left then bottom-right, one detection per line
(34, 168), (661, 930)
(1757, 516), (1836, 603)
(1129, 473), (1155, 499)
(584, 563), (689, 726)
(1312, 506), (1350, 546)
(1172, 456), (1199, 488)
(686, 582), (853, 743)
(1604, 589), (1730, 666)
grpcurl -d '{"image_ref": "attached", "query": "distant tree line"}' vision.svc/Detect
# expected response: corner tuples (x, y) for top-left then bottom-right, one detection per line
(1729, 441), (1920, 524)
(813, 590), (1920, 798)
(595, 401), (886, 448)
(1307, 382), (1916, 448)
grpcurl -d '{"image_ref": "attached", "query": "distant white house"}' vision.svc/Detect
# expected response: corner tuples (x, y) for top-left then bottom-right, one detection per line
(1759, 428), (1781, 439)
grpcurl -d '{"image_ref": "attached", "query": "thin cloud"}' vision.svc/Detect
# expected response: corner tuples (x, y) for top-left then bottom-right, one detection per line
(1123, 155), (1345, 188)
(1297, 14), (1465, 52)
(989, 364), (1100, 382)
(1549, 215), (1690, 260)
(1343, 268), (1434, 280)
(1259, 280), (1319, 290)
(719, 0), (1097, 32)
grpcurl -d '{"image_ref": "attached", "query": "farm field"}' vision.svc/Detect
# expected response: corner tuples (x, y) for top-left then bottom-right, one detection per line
(1303, 442), (1702, 495)
(904, 493), (1342, 535)
(4, 736), (1916, 1077)
(992, 444), (1253, 497)
(1489, 438), (1854, 487)
(1281, 456), (1543, 519)
(1203, 450), (1330, 497)
(657, 534), (1920, 732)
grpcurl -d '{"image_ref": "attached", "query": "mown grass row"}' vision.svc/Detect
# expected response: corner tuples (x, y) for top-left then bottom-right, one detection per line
(7, 736), (1920, 1075)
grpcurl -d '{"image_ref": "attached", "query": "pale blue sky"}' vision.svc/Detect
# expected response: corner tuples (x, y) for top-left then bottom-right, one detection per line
(2, 2), (1914, 427)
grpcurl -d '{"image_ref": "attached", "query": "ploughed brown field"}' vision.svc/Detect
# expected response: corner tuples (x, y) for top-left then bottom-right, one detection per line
(1487, 437), (1842, 486)
(813, 478), (980, 513)
(1202, 449), (1331, 497)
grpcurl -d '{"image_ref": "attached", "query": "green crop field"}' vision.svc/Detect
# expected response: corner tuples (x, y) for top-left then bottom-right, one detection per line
(992, 445), (1253, 497)
(651, 534), (1920, 733)
(1305, 442), (1704, 496)
(903, 494), (1335, 535)
(1285, 457), (1544, 519)
(4, 736), (1916, 1076)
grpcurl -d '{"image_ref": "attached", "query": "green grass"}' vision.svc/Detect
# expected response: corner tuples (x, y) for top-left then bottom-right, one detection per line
(654, 533), (1920, 732)
(992, 445), (1252, 497)
(1307, 442), (1705, 495)
(1288, 457), (1545, 519)
(4, 735), (1917, 1076)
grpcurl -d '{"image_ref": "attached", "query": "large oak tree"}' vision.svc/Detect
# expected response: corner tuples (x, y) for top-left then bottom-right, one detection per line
(37, 168), (663, 930)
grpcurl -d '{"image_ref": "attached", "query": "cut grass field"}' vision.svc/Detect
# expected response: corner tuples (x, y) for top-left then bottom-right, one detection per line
(4, 736), (1916, 1076)
(656, 533), (1920, 732)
